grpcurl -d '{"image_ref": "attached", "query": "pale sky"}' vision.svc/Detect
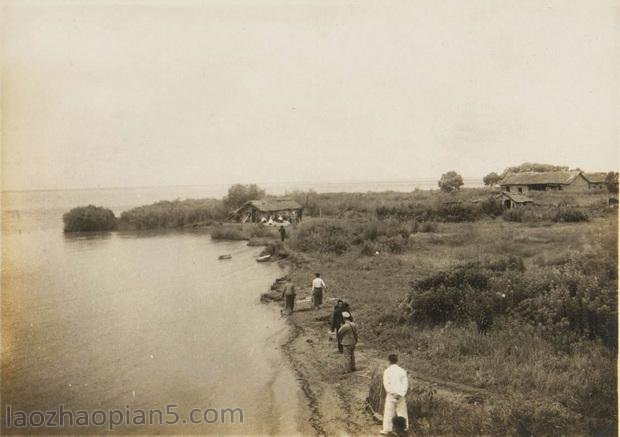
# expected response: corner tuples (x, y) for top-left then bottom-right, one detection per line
(1, 0), (618, 191)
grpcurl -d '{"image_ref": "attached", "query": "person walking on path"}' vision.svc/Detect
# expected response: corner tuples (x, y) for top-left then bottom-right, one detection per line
(381, 354), (409, 435)
(281, 281), (296, 314)
(311, 273), (327, 310)
(337, 312), (358, 373)
(279, 225), (286, 242)
(331, 300), (353, 353)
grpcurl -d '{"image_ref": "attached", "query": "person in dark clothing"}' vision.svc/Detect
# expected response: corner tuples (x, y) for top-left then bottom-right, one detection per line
(331, 300), (353, 353)
(281, 281), (296, 314)
(279, 226), (286, 242)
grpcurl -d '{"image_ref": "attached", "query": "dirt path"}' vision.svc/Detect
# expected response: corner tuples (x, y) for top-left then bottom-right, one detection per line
(278, 301), (495, 437)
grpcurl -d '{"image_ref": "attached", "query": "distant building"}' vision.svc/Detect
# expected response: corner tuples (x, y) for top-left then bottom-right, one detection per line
(230, 199), (303, 223)
(499, 171), (589, 194)
(583, 173), (607, 190)
(500, 192), (534, 209)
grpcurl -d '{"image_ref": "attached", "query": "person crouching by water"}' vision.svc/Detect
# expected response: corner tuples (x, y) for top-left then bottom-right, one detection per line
(281, 281), (296, 314)
(381, 354), (409, 435)
(311, 273), (326, 310)
(337, 312), (358, 373)
(331, 300), (353, 353)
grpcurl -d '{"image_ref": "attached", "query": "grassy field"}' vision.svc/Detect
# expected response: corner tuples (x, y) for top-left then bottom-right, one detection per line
(279, 188), (617, 436)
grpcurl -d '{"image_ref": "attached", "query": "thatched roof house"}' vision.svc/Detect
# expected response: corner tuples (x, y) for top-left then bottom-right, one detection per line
(583, 173), (607, 190)
(231, 199), (303, 223)
(500, 171), (589, 194)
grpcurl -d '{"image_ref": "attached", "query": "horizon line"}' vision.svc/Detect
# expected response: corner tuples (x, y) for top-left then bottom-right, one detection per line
(1, 176), (484, 194)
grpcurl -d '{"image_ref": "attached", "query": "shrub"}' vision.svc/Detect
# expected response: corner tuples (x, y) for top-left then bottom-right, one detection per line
(63, 205), (117, 232)
(435, 203), (479, 222)
(385, 234), (409, 254)
(291, 220), (352, 254)
(249, 224), (278, 238)
(419, 221), (438, 233)
(360, 241), (377, 256)
(554, 208), (588, 223)
(502, 208), (523, 222)
(210, 225), (248, 240)
(480, 197), (503, 217)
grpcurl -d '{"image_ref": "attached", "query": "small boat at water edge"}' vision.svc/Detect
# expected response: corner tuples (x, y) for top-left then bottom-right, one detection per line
(218, 254), (232, 260)
(256, 255), (271, 263)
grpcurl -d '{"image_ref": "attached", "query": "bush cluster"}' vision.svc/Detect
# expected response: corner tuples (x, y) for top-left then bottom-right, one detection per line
(554, 207), (589, 223)
(376, 202), (481, 222)
(292, 220), (351, 254)
(502, 206), (590, 224)
(291, 218), (423, 255)
(405, 249), (618, 348)
(63, 205), (117, 232)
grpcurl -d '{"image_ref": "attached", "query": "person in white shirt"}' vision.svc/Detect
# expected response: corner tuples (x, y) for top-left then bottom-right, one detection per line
(381, 354), (409, 434)
(311, 273), (327, 309)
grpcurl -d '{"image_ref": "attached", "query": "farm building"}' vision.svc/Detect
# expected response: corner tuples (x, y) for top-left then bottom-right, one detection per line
(500, 192), (534, 209)
(230, 199), (303, 224)
(583, 173), (607, 190)
(499, 171), (590, 194)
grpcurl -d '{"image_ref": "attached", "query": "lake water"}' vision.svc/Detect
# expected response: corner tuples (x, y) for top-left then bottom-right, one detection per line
(0, 189), (315, 435)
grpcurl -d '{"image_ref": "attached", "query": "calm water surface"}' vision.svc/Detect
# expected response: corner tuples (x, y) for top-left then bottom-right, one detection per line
(1, 191), (311, 435)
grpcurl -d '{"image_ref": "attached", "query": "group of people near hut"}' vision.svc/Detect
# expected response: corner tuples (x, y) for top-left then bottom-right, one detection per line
(280, 272), (410, 435)
(258, 210), (300, 225)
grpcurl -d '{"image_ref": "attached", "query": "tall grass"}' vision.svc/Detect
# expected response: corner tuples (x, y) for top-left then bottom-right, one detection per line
(118, 198), (227, 230)
(209, 223), (278, 241)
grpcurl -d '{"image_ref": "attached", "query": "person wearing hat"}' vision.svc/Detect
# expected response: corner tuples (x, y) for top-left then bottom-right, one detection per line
(337, 312), (358, 373)
(331, 300), (353, 353)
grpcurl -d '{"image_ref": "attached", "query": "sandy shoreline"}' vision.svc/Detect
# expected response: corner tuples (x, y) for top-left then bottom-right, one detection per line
(266, 265), (380, 437)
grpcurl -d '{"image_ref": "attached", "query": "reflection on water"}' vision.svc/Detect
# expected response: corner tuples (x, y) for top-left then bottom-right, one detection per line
(63, 232), (114, 242)
(1, 200), (310, 435)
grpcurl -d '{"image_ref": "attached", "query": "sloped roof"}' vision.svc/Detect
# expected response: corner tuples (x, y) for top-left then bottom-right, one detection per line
(239, 199), (302, 212)
(501, 192), (533, 203)
(583, 173), (607, 184)
(500, 171), (581, 186)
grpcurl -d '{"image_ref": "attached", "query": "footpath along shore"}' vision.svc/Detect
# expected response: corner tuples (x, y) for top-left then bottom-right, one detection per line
(260, 246), (493, 437)
(263, 270), (378, 436)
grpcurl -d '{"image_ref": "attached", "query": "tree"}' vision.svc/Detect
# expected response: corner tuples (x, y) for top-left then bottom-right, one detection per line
(438, 171), (464, 192)
(605, 172), (619, 194)
(483, 172), (501, 187)
(223, 184), (266, 210)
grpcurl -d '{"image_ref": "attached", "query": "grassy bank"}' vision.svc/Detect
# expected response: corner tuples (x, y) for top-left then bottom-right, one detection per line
(278, 189), (617, 436)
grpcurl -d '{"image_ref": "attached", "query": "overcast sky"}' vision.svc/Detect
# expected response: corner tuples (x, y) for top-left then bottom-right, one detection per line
(2, 0), (618, 191)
